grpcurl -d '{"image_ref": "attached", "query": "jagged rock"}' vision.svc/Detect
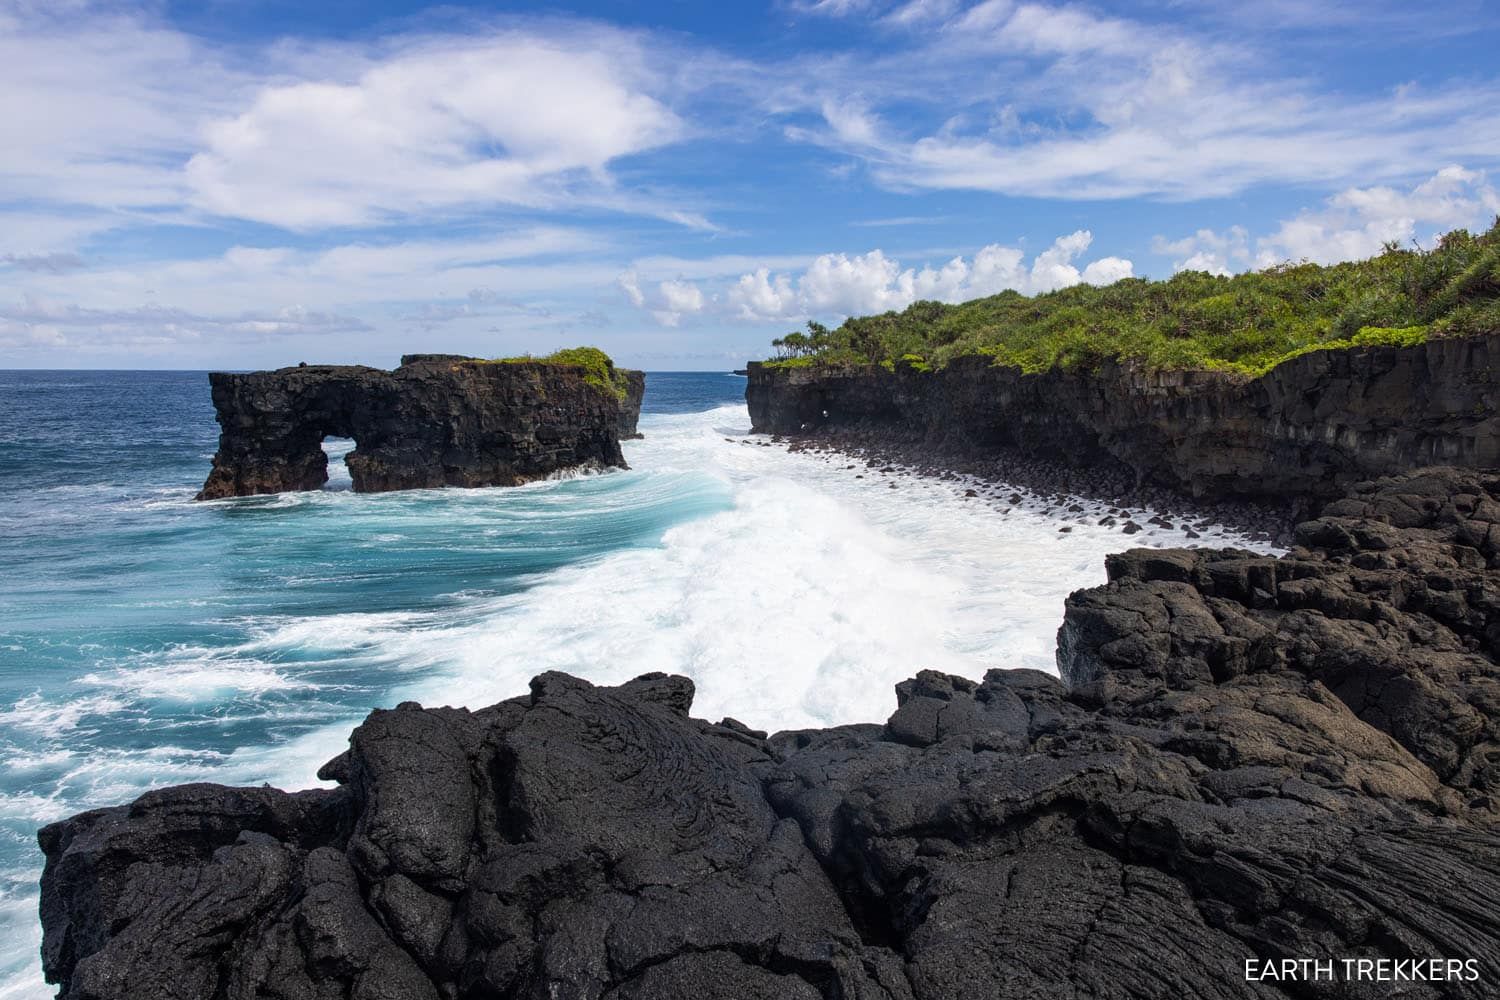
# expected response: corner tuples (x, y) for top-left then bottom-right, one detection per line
(745, 336), (1500, 504)
(196, 355), (644, 499)
(39, 468), (1500, 998)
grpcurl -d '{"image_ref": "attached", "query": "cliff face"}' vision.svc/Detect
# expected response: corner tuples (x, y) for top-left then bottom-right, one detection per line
(38, 467), (1500, 1000)
(196, 356), (645, 499)
(747, 335), (1500, 503)
(617, 369), (645, 440)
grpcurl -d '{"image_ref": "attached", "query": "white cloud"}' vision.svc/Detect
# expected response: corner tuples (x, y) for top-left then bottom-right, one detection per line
(1081, 256), (1135, 285)
(658, 279), (705, 313)
(728, 269), (798, 320)
(0, 4), (240, 212)
(791, 0), (878, 16)
(0, 226), (631, 361)
(778, 2), (1500, 201)
(617, 272), (709, 326)
(618, 271), (648, 309)
(0, 295), (369, 354)
(882, 0), (963, 27)
(185, 31), (685, 229)
(1156, 166), (1500, 272)
(1151, 226), (1252, 276)
(0, 4), (709, 240)
(713, 231), (1132, 322)
(1260, 165), (1500, 264)
(1, 252), (84, 274)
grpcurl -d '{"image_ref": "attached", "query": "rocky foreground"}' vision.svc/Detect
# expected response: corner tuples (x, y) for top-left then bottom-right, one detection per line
(40, 467), (1500, 999)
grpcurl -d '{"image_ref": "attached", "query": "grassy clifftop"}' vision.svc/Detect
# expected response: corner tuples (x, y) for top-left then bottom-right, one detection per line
(491, 346), (631, 400)
(764, 221), (1500, 377)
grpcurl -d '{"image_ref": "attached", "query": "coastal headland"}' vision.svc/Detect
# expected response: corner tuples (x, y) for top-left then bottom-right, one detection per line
(747, 333), (1500, 508)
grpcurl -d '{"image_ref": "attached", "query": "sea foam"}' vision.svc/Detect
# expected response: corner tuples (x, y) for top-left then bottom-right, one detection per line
(0, 388), (1279, 995)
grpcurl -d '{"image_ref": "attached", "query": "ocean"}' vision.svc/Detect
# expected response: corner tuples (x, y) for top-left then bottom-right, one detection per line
(0, 370), (1272, 997)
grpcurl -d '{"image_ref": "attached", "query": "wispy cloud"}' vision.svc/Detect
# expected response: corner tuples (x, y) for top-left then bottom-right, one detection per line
(770, 1), (1500, 201)
(1, 253), (84, 273)
(0, 296), (370, 354)
(0, 3), (716, 241)
(849, 215), (950, 227)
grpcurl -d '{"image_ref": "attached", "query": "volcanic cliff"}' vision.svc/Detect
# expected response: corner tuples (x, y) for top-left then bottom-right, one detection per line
(38, 466), (1500, 999)
(747, 334), (1500, 505)
(197, 354), (645, 500)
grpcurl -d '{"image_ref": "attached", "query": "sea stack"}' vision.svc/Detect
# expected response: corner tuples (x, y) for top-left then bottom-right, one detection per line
(196, 352), (645, 499)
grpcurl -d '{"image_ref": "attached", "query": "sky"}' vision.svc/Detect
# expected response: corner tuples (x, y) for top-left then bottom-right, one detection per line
(1, 0), (1499, 370)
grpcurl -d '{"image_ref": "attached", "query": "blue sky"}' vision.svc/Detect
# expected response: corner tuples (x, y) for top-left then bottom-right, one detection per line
(1, 0), (1498, 370)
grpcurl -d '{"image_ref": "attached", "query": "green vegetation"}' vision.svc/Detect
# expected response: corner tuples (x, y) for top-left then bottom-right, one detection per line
(763, 221), (1500, 378)
(495, 346), (629, 400)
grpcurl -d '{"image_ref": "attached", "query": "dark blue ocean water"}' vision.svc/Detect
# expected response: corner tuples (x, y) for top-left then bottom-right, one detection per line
(0, 369), (1273, 997)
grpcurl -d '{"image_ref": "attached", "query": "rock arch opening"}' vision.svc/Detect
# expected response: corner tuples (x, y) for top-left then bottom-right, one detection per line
(321, 436), (357, 492)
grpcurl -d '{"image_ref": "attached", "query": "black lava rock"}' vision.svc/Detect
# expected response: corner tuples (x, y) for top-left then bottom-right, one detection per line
(38, 469), (1500, 999)
(197, 356), (644, 499)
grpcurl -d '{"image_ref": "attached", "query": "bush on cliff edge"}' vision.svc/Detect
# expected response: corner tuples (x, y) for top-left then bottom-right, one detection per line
(496, 346), (630, 400)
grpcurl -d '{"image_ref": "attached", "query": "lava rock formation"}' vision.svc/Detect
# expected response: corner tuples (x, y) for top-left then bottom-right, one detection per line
(746, 335), (1500, 503)
(196, 355), (645, 499)
(39, 467), (1500, 998)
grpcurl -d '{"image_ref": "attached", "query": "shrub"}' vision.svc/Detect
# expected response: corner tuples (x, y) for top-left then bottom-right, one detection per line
(495, 346), (629, 400)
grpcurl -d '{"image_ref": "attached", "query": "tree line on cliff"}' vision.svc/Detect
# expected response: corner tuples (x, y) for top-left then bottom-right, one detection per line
(767, 219), (1500, 377)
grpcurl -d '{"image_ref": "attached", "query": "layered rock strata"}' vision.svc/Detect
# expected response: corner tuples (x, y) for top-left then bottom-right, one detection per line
(197, 355), (644, 499)
(39, 467), (1500, 999)
(747, 335), (1500, 504)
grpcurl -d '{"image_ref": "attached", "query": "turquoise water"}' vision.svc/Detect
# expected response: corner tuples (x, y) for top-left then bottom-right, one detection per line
(0, 370), (1275, 997)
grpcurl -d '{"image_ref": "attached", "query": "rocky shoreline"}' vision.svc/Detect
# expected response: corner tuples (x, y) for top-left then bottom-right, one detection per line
(774, 425), (1297, 546)
(746, 335), (1500, 505)
(38, 466), (1500, 999)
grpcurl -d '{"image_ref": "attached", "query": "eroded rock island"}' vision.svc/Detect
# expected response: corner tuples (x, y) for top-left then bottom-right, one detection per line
(39, 467), (1500, 999)
(197, 353), (645, 499)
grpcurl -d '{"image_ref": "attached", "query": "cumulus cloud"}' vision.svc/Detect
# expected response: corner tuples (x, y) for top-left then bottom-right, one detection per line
(657, 279), (706, 326)
(185, 31), (686, 229)
(1259, 166), (1500, 264)
(1156, 166), (1500, 273)
(710, 232), (1132, 322)
(617, 272), (709, 326)
(0, 3), (707, 237)
(1151, 226), (1252, 276)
